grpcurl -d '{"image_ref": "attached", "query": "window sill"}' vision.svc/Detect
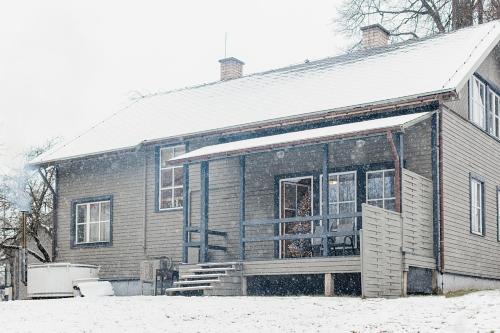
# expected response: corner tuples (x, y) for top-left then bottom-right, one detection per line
(470, 231), (485, 237)
(157, 207), (183, 213)
(71, 241), (112, 249)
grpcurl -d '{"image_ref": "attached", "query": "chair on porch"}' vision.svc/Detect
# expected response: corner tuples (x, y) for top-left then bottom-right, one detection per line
(328, 218), (357, 256)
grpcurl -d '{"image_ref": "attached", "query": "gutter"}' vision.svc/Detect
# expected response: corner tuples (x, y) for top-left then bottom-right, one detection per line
(30, 89), (458, 167)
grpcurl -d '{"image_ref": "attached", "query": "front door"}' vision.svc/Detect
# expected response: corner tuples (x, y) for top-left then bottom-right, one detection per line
(279, 176), (313, 258)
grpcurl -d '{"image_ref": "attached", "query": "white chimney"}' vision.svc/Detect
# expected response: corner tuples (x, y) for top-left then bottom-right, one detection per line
(219, 57), (244, 81)
(360, 24), (390, 49)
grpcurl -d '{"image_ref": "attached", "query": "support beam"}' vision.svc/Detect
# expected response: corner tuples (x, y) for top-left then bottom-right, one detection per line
(239, 156), (246, 261)
(386, 131), (401, 213)
(241, 276), (248, 296)
(324, 273), (334, 296)
(182, 163), (190, 263)
(322, 144), (329, 256)
(200, 161), (209, 263)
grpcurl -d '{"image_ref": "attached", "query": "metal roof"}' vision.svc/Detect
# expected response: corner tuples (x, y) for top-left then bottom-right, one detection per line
(31, 21), (500, 165)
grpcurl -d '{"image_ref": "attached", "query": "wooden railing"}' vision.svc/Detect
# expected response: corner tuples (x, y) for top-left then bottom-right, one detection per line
(240, 212), (362, 260)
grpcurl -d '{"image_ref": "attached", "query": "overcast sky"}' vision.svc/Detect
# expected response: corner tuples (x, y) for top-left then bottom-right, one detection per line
(0, 0), (351, 173)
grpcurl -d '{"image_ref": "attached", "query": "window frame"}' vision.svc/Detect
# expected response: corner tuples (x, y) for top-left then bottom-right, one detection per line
(469, 76), (487, 130)
(365, 169), (396, 211)
(157, 144), (185, 212)
(71, 195), (113, 248)
(488, 89), (500, 139)
(469, 175), (486, 237)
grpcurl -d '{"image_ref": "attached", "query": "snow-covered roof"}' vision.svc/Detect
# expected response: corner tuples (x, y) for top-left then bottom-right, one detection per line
(169, 112), (431, 164)
(31, 21), (500, 165)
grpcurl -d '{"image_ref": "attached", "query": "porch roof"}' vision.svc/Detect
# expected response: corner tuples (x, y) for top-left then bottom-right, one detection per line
(169, 112), (431, 164)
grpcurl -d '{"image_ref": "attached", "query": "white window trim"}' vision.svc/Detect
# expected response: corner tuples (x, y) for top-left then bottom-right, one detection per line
(159, 146), (184, 211)
(366, 169), (396, 211)
(75, 200), (111, 244)
(470, 178), (484, 236)
(319, 171), (358, 227)
(470, 76), (487, 130)
(488, 89), (500, 139)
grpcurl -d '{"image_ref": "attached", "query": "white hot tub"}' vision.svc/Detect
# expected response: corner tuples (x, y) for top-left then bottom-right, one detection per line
(28, 263), (100, 298)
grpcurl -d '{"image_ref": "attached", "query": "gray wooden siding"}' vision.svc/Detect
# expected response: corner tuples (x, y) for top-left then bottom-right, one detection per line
(441, 109), (500, 279)
(243, 257), (361, 276)
(361, 204), (404, 298)
(402, 169), (435, 269)
(56, 152), (147, 279)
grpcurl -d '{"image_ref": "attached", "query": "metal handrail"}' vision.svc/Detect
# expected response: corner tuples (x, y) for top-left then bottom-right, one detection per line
(243, 230), (359, 243)
(243, 212), (362, 226)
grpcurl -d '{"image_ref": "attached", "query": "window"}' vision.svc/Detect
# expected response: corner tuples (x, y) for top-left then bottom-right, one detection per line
(75, 200), (111, 244)
(159, 145), (185, 210)
(470, 177), (485, 236)
(487, 90), (500, 139)
(470, 76), (487, 129)
(366, 169), (396, 211)
(320, 172), (357, 230)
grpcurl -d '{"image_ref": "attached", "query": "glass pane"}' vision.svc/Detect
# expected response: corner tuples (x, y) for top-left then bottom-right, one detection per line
(284, 184), (296, 210)
(329, 203), (339, 215)
(174, 145), (185, 157)
(160, 148), (174, 168)
(296, 185), (311, 217)
(284, 209), (296, 218)
(328, 175), (338, 204)
(173, 188), (183, 208)
(476, 182), (482, 207)
(89, 223), (99, 242)
(161, 169), (173, 188)
(77, 224), (85, 243)
(367, 172), (383, 200)
(101, 202), (110, 221)
(339, 173), (355, 202)
(339, 202), (355, 214)
(89, 203), (99, 222)
(100, 222), (110, 241)
(368, 200), (383, 208)
(385, 199), (396, 211)
(173, 167), (183, 186)
(384, 170), (395, 198)
(160, 189), (172, 209)
(77, 205), (86, 224)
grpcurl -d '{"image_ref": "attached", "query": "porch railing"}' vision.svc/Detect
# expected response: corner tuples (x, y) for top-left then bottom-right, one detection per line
(241, 212), (362, 260)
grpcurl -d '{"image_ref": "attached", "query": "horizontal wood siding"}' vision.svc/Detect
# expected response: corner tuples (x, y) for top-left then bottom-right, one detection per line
(402, 169), (435, 269)
(361, 204), (404, 298)
(242, 257), (361, 276)
(441, 109), (500, 279)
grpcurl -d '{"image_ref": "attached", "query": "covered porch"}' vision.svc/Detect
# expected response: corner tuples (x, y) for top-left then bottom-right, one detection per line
(168, 111), (438, 297)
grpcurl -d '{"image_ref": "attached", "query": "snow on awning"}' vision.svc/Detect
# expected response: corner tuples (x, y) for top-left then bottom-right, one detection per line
(169, 112), (432, 164)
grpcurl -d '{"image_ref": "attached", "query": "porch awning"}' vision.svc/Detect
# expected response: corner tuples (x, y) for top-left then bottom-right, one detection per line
(169, 112), (432, 164)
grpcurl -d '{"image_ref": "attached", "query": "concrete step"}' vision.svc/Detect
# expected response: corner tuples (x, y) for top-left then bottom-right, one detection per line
(180, 273), (226, 279)
(174, 279), (220, 286)
(197, 262), (239, 268)
(166, 285), (213, 293)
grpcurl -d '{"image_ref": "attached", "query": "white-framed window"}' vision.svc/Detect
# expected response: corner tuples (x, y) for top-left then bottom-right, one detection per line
(159, 145), (185, 210)
(76, 200), (111, 244)
(366, 169), (396, 211)
(487, 89), (500, 139)
(470, 177), (484, 236)
(319, 171), (357, 230)
(470, 76), (487, 129)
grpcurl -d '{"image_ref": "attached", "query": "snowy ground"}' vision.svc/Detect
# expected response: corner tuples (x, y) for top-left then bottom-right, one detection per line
(1, 290), (500, 332)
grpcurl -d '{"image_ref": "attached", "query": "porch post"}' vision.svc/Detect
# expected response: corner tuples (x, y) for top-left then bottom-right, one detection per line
(322, 143), (329, 256)
(200, 161), (209, 263)
(182, 163), (189, 263)
(239, 156), (246, 261)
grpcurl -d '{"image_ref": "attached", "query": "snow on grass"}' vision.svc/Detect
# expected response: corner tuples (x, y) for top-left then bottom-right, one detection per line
(1, 290), (500, 332)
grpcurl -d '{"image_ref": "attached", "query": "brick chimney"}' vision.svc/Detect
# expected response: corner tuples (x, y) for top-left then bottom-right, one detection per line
(219, 57), (244, 81)
(360, 24), (390, 49)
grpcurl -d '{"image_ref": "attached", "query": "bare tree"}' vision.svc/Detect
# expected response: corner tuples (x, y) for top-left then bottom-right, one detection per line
(0, 141), (57, 264)
(338, 0), (500, 41)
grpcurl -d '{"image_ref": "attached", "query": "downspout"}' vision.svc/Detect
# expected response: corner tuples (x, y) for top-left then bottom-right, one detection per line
(143, 149), (148, 254)
(386, 131), (401, 213)
(438, 109), (445, 272)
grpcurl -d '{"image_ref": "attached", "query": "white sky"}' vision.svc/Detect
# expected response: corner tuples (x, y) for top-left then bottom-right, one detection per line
(0, 0), (350, 173)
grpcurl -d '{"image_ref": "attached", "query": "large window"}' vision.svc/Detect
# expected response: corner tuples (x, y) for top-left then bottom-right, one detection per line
(320, 172), (357, 230)
(75, 200), (111, 244)
(487, 90), (500, 139)
(366, 169), (396, 211)
(470, 76), (487, 129)
(159, 145), (185, 210)
(470, 177), (485, 236)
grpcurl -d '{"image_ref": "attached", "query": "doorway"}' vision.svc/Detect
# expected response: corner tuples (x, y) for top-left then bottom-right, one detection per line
(279, 176), (313, 258)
